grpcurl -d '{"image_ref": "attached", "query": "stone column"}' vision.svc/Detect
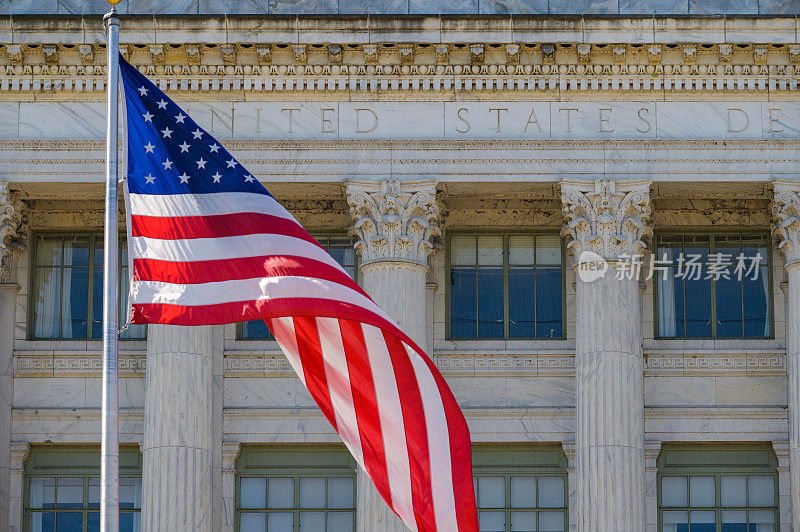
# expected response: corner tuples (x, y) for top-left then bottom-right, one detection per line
(772, 441), (791, 532)
(221, 442), (241, 532)
(8, 442), (29, 532)
(1, 182), (25, 531)
(561, 178), (652, 532)
(347, 179), (441, 531)
(563, 442), (577, 532)
(644, 442), (662, 532)
(142, 325), (213, 531)
(773, 181), (800, 531)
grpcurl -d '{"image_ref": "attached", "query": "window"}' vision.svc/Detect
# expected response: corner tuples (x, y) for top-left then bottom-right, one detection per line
(29, 234), (146, 340)
(658, 443), (779, 531)
(24, 445), (142, 532)
(473, 444), (568, 532)
(449, 234), (564, 339)
(238, 234), (358, 340)
(655, 234), (772, 339)
(236, 445), (356, 532)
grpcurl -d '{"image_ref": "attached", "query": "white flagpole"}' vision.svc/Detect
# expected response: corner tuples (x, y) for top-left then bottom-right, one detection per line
(101, 4), (120, 532)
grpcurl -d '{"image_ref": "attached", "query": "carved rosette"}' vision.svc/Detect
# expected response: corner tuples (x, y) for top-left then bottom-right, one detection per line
(0, 181), (26, 283)
(560, 178), (652, 260)
(346, 179), (441, 267)
(773, 181), (800, 267)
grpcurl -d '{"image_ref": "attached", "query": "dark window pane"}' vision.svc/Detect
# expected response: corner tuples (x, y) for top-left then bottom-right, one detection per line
(716, 275), (743, 338)
(87, 512), (100, 532)
(36, 238), (63, 266)
(509, 268), (535, 338)
(743, 267), (770, 337)
(33, 268), (61, 338)
(242, 319), (273, 340)
(477, 268), (503, 338)
(536, 268), (563, 338)
(685, 236), (710, 264)
(55, 512), (82, 532)
(684, 276), (712, 337)
(30, 511), (55, 532)
(119, 512), (140, 532)
(329, 247), (355, 269)
(450, 268), (476, 339)
(92, 266), (103, 339)
(63, 238), (90, 267)
(61, 267), (89, 339)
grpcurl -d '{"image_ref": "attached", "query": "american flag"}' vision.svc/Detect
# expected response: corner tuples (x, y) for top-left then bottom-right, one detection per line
(118, 56), (478, 531)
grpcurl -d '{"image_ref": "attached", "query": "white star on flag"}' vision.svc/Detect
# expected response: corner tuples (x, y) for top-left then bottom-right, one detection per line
(178, 172), (190, 184)
(244, 174), (255, 183)
(143, 142), (155, 153)
(162, 159), (173, 170)
(226, 159), (238, 168)
(192, 129), (204, 140)
(161, 127), (173, 138)
(144, 174), (155, 184)
(175, 113), (186, 124)
(212, 172), (222, 183)
(178, 141), (190, 153)
(157, 99), (168, 109)
(142, 111), (153, 122)
(209, 143), (220, 153)
(137, 86), (148, 96)
(196, 157), (206, 169)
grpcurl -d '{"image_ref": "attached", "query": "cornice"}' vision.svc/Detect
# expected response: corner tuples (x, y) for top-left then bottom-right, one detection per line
(0, 41), (799, 96)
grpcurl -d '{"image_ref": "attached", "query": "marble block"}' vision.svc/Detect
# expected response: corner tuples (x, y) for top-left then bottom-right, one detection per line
(618, 0), (688, 13)
(268, 0), (338, 14)
(478, 0), (548, 12)
(339, 0), (408, 12)
(409, 0), (478, 13)
(548, 0), (618, 13)
(690, 0), (758, 12)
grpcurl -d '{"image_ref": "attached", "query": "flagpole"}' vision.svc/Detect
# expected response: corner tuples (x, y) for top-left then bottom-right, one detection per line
(101, 4), (120, 532)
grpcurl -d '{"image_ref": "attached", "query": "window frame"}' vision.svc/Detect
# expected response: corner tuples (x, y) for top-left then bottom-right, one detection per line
(653, 231), (774, 340)
(23, 445), (142, 532)
(657, 443), (779, 532)
(27, 231), (144, 341)
(445, 231), (567, 340)
(472, 443), (569, 532)
(235, 445), (357, 532)
(235, 233), (359, 341)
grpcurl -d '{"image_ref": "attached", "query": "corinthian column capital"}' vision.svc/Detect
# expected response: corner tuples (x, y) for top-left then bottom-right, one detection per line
(560, 178), (653, 260)
(346, 179), (441, 267)
(773, 180), (800, 268)
(0, 181), (26, 283)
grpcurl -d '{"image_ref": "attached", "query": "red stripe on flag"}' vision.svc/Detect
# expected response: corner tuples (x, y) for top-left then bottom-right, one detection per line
(132, 255), (370, 300)
(338, 319), (393, 512)
(130, 212), (321, 246)
(290, 316), (338, 431)
(383, 331), (436, 532)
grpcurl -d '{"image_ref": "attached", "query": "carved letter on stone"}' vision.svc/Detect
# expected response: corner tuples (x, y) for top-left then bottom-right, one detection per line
(346, 180), (441, 266)
(560, 178), (652, 259)
(0, 182), (26, 282)
(773, 181), (800, 266)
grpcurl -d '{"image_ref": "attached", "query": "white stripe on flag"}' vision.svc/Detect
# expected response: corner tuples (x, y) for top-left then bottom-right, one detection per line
(129, 191), (296, 221)
(405, 343), (458, 532)
(130, 233), (342, 270)
(362, 323), (418, 532)
(270, 317), (307, 387)
(131, 276), (385, 317)
(316, 317), (365, 467)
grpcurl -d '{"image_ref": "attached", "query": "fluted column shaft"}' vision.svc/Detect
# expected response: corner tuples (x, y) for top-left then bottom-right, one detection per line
(0, 285), (16, 529)
(347, 179), (440, 531)
(142, 324), (213, 531)
(786, 264), (800, 531)
(772, 181), (800, 530)
(575, 268), (644, 531)
(561, 178), (651, 532)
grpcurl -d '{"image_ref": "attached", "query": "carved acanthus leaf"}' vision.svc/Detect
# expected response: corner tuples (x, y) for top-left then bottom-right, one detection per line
(560, 178), (652, 259)
(0, 181), (27, 282)
(772, 181), (800, 265)
(346, 179), (441, 266)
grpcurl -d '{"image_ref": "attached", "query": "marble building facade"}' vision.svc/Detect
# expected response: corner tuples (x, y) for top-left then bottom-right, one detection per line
(1, 7), (800, 532)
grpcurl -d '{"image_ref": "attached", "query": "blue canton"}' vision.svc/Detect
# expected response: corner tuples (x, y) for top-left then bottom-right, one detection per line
(119, 55), (269, 197)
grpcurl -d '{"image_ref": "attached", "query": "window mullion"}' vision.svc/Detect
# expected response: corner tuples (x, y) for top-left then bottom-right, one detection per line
(503, 235), (509, 339)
